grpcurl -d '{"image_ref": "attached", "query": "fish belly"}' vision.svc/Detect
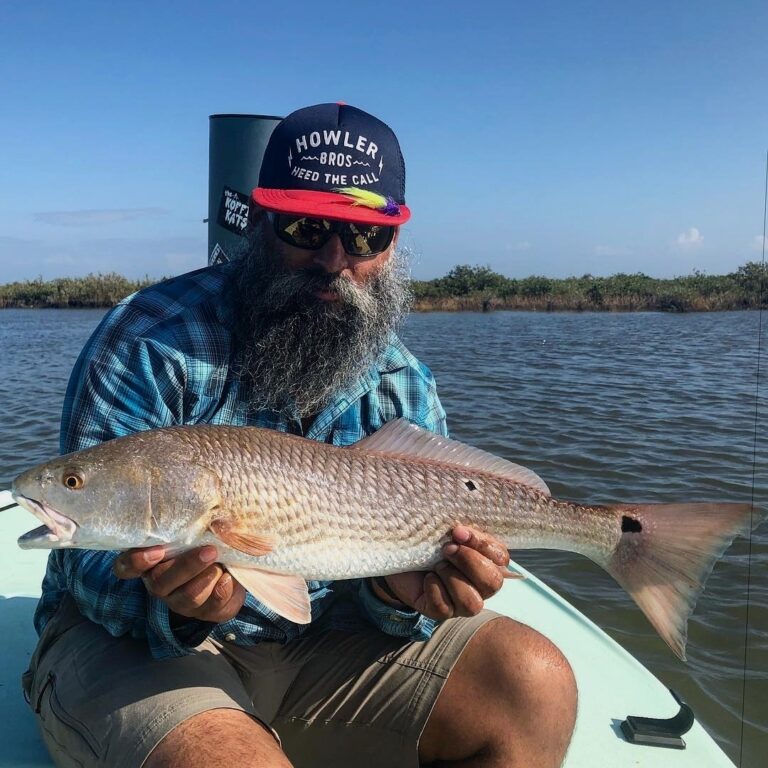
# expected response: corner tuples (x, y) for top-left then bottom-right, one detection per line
(219, 540), (446, 581)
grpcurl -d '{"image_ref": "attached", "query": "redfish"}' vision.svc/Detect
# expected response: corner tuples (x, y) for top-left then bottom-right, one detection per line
(10, 420), (757, 659)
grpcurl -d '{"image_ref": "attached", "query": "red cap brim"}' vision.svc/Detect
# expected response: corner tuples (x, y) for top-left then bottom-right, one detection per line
(253, 188), (411, 226)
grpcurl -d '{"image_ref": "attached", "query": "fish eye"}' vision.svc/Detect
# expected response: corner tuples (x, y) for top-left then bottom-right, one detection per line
(63, 471), (85, 490)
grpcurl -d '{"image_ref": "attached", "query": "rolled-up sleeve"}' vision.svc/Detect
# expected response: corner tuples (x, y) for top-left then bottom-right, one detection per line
(357, 579), (437, 640)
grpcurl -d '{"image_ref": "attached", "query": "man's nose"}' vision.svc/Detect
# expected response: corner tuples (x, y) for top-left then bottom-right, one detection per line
(312, 234), (350, 273)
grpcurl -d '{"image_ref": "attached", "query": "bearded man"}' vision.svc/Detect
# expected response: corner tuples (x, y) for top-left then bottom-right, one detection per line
(24, 104), (577, 768)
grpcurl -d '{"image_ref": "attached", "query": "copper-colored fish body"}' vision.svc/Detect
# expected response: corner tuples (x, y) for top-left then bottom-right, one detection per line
(11, 420), (757, 659)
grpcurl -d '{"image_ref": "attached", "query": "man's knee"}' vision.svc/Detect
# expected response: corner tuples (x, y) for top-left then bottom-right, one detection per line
(478, 618), (577, 719)
(489, 618), (575, 690)
(421, 617), (577, 767)
(479, 619), (577, 760)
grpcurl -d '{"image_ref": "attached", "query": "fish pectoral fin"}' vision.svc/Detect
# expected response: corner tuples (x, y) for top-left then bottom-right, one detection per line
(209, 519), (275, 557)
(226, 566), (312, 625)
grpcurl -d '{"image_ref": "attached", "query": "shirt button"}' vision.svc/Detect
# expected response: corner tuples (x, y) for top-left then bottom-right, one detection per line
(224, 632), (237, 642)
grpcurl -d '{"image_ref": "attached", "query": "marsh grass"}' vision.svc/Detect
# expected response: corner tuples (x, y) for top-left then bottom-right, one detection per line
(412, 262), (766, 312)
(0, 273), (158, 308)
(1, 262), (765, 312)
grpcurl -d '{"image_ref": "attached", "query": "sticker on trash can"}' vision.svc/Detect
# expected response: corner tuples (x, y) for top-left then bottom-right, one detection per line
(210, 243), (229, 264)
(217, 187), (250, 236)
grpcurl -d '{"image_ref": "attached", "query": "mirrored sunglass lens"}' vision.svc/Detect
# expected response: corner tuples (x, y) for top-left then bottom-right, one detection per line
(344, 224), (393, 255)
(277, 216), (331, 248)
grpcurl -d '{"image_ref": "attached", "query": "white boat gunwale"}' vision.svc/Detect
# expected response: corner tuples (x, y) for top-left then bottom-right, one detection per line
(0, 488), (735, 767)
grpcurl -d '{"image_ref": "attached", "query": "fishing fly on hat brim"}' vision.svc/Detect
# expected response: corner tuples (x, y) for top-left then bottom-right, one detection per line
(252, 187), (411, 226)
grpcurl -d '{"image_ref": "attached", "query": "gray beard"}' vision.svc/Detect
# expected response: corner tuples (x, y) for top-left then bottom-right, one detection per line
(227, 230), (412, 419)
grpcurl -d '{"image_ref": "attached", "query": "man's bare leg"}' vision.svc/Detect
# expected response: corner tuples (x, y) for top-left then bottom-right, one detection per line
(145, 709), (292, 768)
(419, 618), (577, 768)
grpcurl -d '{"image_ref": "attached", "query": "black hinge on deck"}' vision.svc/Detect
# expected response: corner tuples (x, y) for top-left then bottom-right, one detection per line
(620, 689), (694, 749)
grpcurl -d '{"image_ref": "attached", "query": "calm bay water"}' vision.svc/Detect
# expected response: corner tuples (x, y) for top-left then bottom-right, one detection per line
(0, 308), (765, 766)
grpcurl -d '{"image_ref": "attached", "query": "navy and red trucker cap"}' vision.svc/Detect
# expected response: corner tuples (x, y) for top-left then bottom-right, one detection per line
(253, 103), (411, 226)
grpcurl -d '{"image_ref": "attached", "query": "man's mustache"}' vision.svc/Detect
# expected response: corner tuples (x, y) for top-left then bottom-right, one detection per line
(263, 268), (374, 312)
(288, 269), (347, 291)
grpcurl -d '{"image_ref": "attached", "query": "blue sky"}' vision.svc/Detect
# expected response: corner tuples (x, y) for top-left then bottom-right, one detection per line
(1, 0), (767, 281)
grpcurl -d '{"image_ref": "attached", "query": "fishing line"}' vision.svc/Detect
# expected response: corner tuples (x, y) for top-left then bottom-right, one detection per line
(738, 150), (767, 768)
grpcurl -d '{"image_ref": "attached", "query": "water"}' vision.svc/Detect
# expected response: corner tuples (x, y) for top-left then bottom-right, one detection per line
(1, 308), (765, 765)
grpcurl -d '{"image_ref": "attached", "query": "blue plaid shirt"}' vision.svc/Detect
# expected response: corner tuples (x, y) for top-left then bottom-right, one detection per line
(35, 262), (448, 659)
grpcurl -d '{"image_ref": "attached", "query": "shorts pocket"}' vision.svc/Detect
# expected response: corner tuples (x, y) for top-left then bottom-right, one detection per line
(35, 671), (101, 760)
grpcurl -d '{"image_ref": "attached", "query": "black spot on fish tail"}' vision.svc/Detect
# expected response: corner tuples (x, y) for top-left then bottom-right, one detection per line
(621, 515), (643, 533)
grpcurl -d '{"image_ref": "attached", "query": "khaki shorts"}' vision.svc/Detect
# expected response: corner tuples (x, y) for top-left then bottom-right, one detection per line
(23, 596), (499, 768)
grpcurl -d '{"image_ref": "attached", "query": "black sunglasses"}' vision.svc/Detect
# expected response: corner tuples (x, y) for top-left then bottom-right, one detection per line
(268, 212), (396, 257)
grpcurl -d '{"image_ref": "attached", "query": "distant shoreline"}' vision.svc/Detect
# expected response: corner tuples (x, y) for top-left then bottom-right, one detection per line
(1, 262), (764, 312)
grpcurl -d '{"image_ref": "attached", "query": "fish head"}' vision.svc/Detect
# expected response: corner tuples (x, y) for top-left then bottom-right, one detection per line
(11, 432), (221, 551)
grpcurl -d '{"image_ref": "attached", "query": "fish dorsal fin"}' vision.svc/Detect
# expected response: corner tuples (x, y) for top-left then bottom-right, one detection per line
(227, 565), (312, 625)
(352, 419), (550, 496)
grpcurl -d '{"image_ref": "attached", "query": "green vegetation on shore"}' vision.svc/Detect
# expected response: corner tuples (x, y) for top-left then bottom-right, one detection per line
(412, 262), (766, 312)
(0, 273), (157, 309)
(0, 262), (765, 311)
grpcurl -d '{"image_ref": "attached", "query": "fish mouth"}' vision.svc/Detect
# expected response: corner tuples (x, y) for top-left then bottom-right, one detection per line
(13, 494), (78, 549)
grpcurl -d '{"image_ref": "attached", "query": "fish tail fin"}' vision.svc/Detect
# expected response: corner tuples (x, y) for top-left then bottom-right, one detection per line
(604, 502), (757, 660)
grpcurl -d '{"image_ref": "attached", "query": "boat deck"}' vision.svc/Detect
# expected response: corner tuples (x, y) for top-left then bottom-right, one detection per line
(0, 489), (735, 767)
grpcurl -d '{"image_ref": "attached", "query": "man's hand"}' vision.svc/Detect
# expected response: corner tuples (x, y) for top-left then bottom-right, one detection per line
(374, 526), (510, 620)
(113, 545), (246, 624)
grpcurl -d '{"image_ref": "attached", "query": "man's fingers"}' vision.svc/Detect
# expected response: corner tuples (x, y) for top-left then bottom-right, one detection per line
(165, 569), (246, 622)
(203, 571), (245, 622)
(153, 562), (246, 623)
(383, 571), (425, 608)
(163, 564), (224, 615)
(451, 526), (510, 566)
(417, 572), (454, 621)
(113, 546), (166, 579)
(206, 573), (247, 622)
(141, 546), (219, 597)
(442, 543), (506, 599)
(212, 571), (237, 604)
(434, 562), (484, 617)
(191, 572), (247, 623)
(116, 544), (245, 623)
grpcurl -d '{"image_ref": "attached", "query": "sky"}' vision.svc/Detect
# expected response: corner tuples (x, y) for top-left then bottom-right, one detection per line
(1, 0), (767, 282)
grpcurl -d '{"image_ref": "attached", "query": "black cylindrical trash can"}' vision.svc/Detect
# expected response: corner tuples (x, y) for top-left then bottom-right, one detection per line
(207, 113), (282, 265)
